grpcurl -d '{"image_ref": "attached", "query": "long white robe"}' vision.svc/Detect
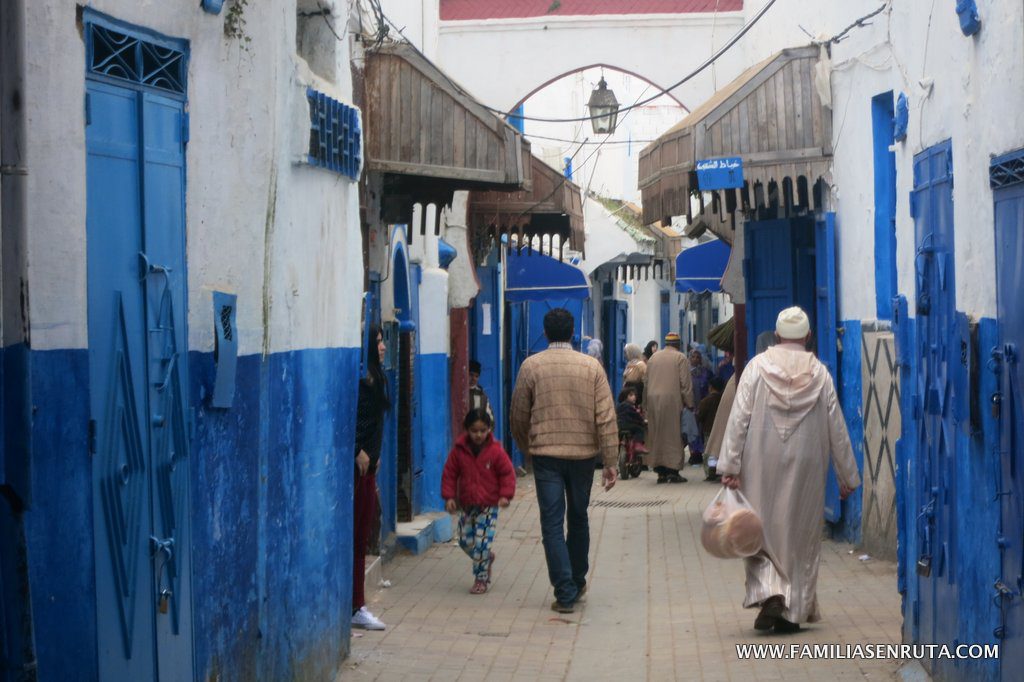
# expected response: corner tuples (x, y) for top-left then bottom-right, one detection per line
(717, 344), (861, 624)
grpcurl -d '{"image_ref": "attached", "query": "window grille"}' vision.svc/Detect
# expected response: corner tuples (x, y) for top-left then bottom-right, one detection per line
(990, 150), (1024, 190)
(86, 19), (186, 95)
(307, 89), (362, 181)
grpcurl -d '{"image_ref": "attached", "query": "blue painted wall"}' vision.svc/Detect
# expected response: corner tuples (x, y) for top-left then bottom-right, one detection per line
(9, 346), (359, 681)
(831, 321), (864, 543)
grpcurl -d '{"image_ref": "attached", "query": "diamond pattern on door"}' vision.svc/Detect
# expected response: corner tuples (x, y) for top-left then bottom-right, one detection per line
(861, 330), (901, 560)
(99, 295), (148, 657)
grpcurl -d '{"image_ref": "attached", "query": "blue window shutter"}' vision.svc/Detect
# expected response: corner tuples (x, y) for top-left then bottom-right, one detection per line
(306, 88), (362, 180)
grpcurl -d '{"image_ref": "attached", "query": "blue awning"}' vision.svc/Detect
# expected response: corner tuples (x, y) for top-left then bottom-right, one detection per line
(675, 240), (731, 293)
(505, 249), (590, 302)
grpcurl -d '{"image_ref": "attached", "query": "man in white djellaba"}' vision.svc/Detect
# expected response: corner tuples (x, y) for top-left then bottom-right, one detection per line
(717, 306), (861, 633)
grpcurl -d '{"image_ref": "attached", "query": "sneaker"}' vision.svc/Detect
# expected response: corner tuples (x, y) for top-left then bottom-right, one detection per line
(551, 600), (575, 614)
(352, 606), (386, 630)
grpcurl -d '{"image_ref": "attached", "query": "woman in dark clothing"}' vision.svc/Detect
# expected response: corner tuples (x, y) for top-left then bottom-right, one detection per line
(643, 340), (659, 362)
(352, 325), (390, 631)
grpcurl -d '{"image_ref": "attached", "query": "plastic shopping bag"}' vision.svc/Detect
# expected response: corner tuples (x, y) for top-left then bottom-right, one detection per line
(700, 487), (764, 559)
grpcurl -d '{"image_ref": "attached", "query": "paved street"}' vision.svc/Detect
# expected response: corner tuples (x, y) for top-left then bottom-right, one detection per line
(344, 467), (904, 681)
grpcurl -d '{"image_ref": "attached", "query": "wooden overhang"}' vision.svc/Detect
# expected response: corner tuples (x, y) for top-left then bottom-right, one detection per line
(363, 42), (532, 229)
(467, 155), (585, 258)
(638, 46), (832, 230)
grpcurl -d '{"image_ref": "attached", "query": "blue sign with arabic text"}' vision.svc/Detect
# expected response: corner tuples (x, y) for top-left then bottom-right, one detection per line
(695, 156), (745, 190)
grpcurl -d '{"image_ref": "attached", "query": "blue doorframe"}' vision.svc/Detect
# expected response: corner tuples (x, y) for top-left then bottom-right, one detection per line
(909, 139), (958, 655)
(84, 10), (193, 679)
(993, 150), (1024, 677)
(872, 92), (898, 320)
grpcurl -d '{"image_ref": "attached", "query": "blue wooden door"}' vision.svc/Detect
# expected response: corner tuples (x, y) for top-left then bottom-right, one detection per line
(994, 173), (1024, 673)
(816, 214), (842, 522)
(470, 264), (504, 446)
(86, 69), (192, 680)
(744, 219), (795, 359)
(910, 140), (958, 652)
(602, 299), (628, 398)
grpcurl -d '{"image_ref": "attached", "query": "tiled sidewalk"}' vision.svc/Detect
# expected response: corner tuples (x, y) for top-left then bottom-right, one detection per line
(343, 469), (905, 681)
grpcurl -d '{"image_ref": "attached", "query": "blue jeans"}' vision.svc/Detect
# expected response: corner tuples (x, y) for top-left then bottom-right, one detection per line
(532, 455), (597, 605)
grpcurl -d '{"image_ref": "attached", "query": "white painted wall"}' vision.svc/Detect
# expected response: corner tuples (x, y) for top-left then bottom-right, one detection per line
(437, 11), (747, 113)
(24, 0), (364, 354)
(375, 0), (441, 59)
(807, 0), (1024, 320)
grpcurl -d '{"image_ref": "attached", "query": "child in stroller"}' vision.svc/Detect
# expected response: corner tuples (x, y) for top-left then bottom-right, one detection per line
(615, 387), (648, 480)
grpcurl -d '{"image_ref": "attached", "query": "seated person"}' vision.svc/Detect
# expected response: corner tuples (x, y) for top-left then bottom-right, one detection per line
(616, 387), (648, 453)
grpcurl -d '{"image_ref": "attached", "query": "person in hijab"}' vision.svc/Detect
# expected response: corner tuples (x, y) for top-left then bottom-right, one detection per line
(622, 343), (647, 404)
(718, 307), (861, 634)
(683, 348), (711, 465)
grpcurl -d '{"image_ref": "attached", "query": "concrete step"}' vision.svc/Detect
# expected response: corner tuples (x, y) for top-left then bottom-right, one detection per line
(395, 512), (453, 555)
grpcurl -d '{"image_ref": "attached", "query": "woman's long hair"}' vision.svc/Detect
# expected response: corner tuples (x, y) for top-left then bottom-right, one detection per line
(365, 323), (391, 411)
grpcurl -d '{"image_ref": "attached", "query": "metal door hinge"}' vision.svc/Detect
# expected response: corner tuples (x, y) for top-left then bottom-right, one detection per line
(181, 112), (190, 146)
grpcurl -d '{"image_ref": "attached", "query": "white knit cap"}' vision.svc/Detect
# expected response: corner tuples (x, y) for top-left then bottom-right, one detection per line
(775, 306), (810, 340)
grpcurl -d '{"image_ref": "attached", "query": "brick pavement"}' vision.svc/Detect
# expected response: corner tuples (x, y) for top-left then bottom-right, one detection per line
(343, 468), (906, 681)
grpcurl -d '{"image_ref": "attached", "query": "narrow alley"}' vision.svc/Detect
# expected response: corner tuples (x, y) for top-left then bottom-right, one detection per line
(345, 472), (903, 681)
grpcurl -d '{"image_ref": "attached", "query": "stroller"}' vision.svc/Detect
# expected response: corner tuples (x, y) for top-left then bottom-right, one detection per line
(617, 430), (646, 480)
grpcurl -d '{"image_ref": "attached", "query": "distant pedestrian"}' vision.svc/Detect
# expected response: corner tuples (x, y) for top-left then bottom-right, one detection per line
(703, 375), (734, 481)
(684, 348), (712, 465)
(643, 340), (659, 361)
(584, 337), (604, 365)
(468, 359), (494, 422)
(510, 308), (618, 614)
(442, 409), (516, 594)
(716, 350), (735, 384)
(622, 343), (647, 403)
(718, 307), (861, 633)
(643, 332), (694, 483)
(352, 325), (390, 631)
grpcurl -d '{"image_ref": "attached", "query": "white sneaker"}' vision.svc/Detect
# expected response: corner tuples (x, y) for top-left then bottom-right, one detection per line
(351, 606), (386, 630)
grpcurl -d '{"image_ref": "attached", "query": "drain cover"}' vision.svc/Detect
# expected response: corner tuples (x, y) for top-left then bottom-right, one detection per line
(590, 499), (668, 509)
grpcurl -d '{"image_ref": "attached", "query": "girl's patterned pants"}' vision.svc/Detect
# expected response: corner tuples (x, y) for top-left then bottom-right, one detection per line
(458, 506), (499, 581)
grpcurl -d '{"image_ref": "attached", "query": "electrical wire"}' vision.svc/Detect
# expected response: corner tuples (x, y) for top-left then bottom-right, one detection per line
(480, 0), (778, 124)
(365, 0), (777, 126)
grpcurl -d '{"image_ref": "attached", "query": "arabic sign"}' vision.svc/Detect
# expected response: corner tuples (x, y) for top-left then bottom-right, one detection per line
(695, 156), (745, 190)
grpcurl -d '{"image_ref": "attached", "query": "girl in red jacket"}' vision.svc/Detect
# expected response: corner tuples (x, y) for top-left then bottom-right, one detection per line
(442, 408), (516, 594)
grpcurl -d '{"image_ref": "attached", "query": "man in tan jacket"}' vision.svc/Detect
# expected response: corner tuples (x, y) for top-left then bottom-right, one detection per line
(510, 308), (618, 614)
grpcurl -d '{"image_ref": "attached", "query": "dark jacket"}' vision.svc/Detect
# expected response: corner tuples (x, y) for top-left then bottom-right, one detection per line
(697, 390), (723, 442)
(354, 375), (387, 474)
(616, 401), (646, 439)
(441, 433), (516, 508)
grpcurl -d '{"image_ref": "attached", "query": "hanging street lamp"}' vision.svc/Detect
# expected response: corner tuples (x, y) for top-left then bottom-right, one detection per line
(587, 76), (620, 135)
